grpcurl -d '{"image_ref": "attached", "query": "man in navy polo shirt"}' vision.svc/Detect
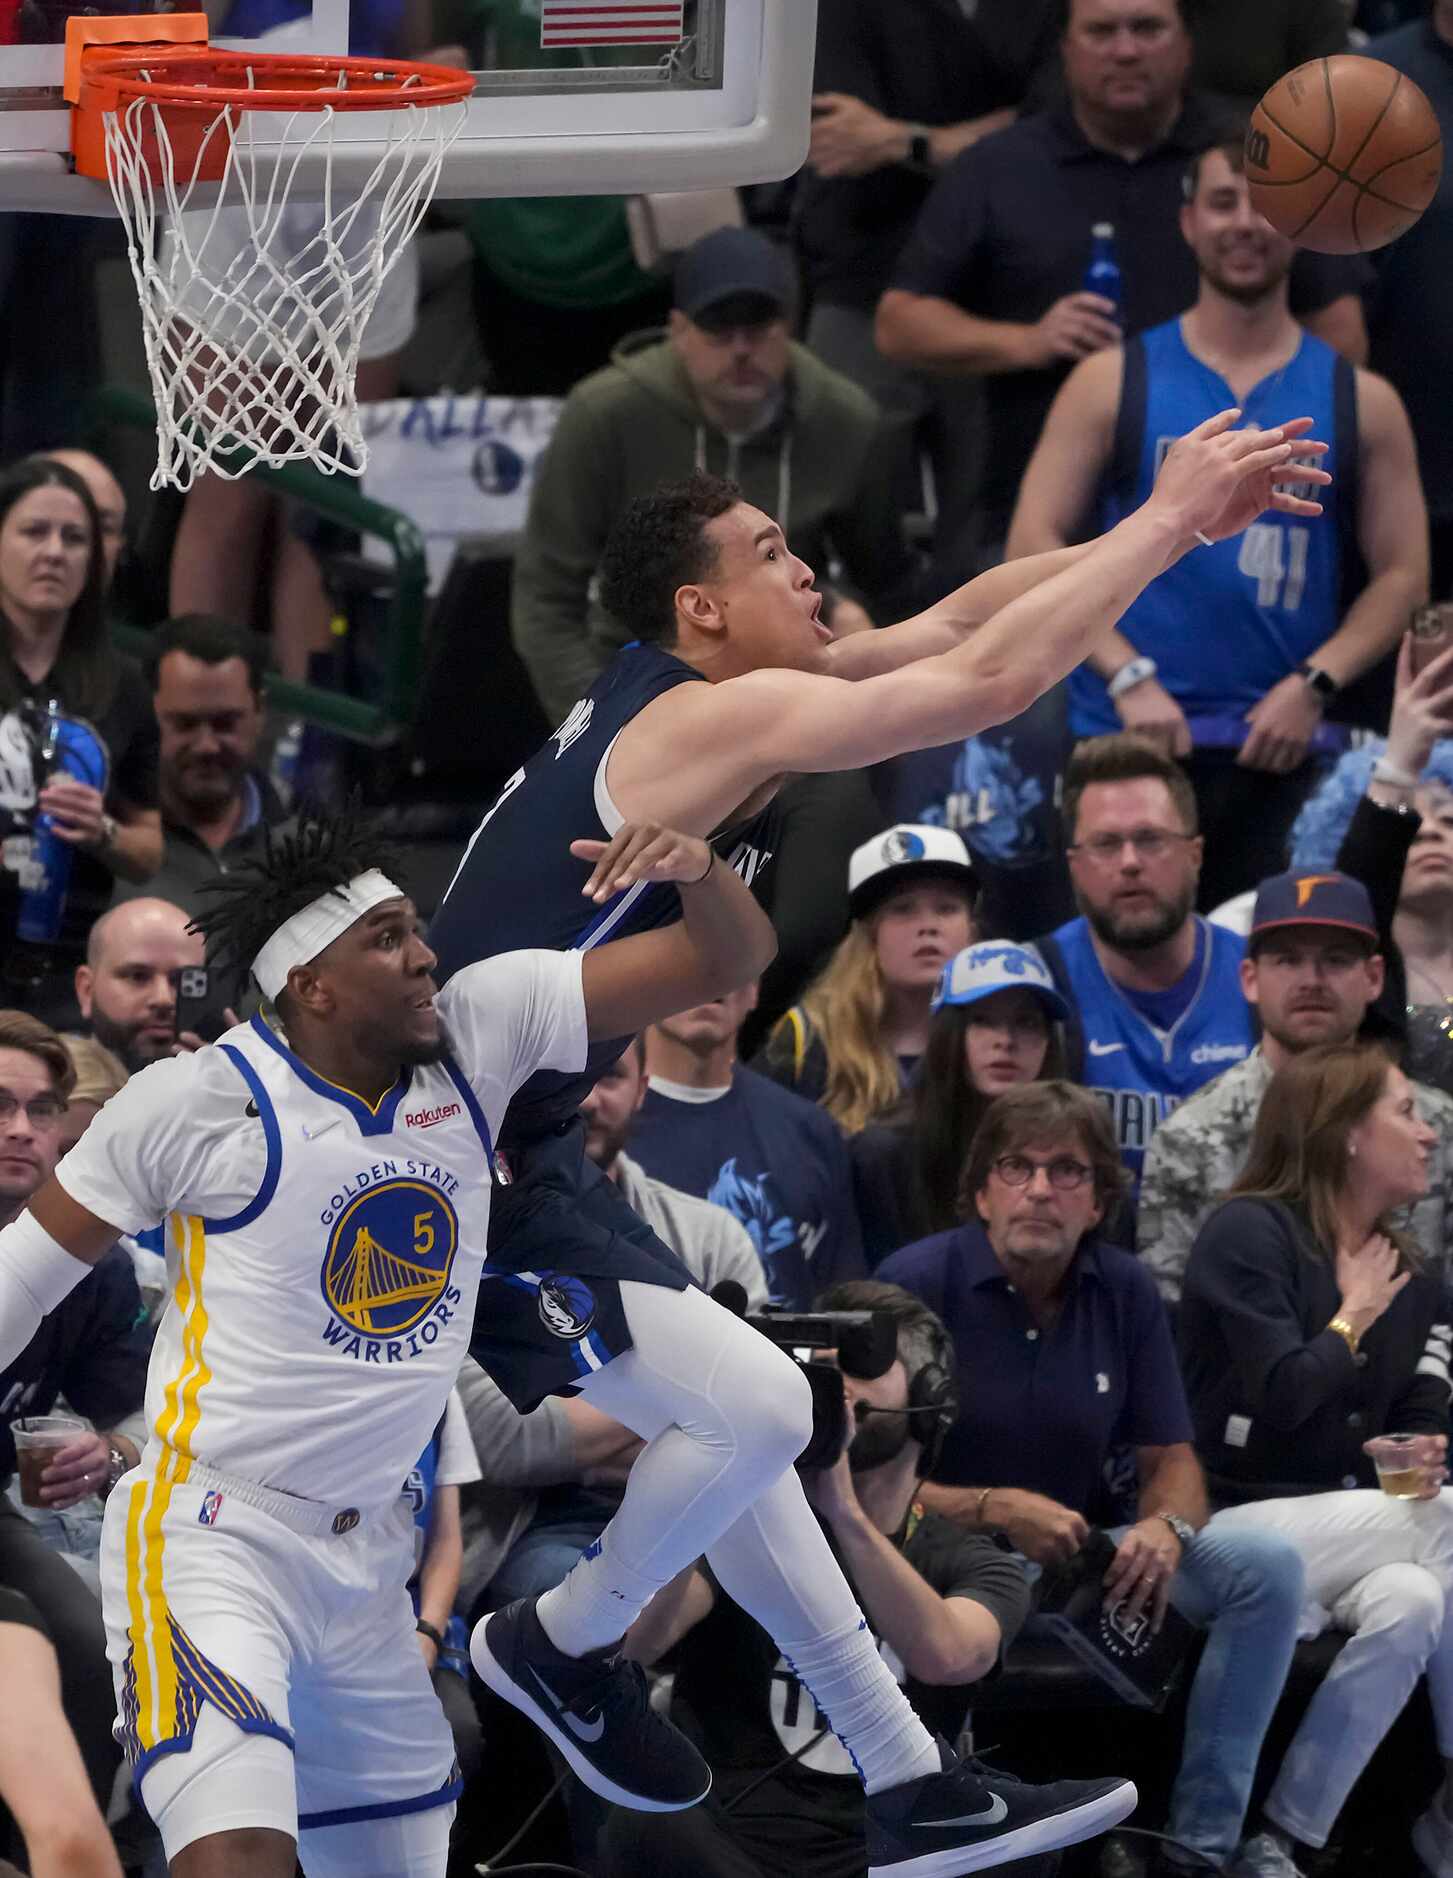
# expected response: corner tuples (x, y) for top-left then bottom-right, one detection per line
(878, 1081), (1305, 1878)
(1035, 733), (1254, 1211)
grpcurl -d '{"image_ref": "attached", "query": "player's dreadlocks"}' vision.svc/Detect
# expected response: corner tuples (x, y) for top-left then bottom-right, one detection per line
(189, 797), (404, 988)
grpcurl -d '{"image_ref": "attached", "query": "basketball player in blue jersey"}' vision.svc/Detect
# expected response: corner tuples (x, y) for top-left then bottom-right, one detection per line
(1010, 135), (1428, 910)
(425, 413), (1330, 1875)
(0, 804), (783, 1878)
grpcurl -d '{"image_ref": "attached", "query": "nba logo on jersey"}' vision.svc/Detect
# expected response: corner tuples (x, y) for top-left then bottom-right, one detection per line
(538, 1275), (597, 1340)
(198, 1490), (224, 1527)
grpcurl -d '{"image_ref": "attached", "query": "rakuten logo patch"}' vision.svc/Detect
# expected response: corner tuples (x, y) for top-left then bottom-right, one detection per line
(406, 1103), (461, 1129)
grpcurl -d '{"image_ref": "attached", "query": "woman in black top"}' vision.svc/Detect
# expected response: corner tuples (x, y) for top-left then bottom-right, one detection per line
(1181, 1040), (1453, 1868)
(0, 459), (160, 1022)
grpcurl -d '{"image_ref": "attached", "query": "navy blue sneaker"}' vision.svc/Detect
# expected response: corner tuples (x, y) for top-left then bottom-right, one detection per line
(866, 1743), (1137, 1875)
(471, 1596), (712, 1812)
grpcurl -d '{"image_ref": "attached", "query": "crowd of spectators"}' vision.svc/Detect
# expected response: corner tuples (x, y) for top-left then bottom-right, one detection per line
(2, 0), (1453, 1874)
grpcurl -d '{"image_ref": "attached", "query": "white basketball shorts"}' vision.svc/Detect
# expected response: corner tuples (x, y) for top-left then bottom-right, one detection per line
(99, 1452), (457, 1862)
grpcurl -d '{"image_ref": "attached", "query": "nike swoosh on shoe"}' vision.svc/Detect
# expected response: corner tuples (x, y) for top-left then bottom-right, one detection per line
(528, 1665), (606, 1743)
(918, 1795), (1010, 1829)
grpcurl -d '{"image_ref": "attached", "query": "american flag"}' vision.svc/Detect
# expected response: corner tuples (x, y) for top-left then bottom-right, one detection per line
(540, 2), (685, 48)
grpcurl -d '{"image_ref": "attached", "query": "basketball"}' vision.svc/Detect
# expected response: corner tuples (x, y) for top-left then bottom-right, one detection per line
(1245, 54), (1443, 255)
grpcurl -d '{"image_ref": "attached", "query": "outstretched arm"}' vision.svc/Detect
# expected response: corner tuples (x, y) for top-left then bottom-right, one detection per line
(821, 540), (1100, 680)
(674, 413), (1330, 796)
(573, 822), (778, 1041)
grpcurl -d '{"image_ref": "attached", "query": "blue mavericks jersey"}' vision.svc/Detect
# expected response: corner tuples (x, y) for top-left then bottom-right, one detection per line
(1043, 916), (1254, 1191)
(429, 644), (778, 1143)
(1071, 320), (1350, 740)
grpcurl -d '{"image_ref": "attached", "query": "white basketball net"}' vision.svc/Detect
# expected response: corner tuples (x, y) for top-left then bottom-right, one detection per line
(103, 76), (468, 490)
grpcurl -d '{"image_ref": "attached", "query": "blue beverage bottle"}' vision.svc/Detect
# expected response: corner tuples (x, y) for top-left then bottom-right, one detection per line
(16, 700), (107, 945)
(1084, 222), (1122, 321)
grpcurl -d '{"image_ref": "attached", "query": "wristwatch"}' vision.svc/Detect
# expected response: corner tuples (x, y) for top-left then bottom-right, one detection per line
(906, 125), (933, 169)
(1107, 655), (1158, 700)
(1297, 663), (1339, 706)
(1156, 1512), (1196, 1550)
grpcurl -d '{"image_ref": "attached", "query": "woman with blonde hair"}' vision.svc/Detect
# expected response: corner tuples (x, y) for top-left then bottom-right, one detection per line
(55, 1035), (126, 1158)
(1180, 1040), (1453, 1874)
(756, 824), (977, 1133)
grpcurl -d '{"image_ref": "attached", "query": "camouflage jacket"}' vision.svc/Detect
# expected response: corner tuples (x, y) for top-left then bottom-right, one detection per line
(1138, 1047), (1453, 1304)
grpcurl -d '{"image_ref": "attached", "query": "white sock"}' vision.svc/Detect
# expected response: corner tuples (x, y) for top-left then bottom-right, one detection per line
(536, 1527), (666, 1657)
(780, 1616), (942, 1795)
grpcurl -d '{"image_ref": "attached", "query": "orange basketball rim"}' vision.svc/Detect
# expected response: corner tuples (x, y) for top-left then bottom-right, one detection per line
(66, 14), (474, 185)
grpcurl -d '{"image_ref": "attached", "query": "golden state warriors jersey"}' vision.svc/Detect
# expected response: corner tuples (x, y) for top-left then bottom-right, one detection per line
(55, 951), (586, 1508)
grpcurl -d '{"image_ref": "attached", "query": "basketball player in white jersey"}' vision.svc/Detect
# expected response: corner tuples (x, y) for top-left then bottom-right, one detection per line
(0, 805), (777, 1877)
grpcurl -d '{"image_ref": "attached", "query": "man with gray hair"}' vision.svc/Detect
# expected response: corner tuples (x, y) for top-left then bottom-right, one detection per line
(879, 1081), (1307, 1877)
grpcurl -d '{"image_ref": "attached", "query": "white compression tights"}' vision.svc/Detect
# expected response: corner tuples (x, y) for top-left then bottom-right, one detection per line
(533, 1282), (940, 1794)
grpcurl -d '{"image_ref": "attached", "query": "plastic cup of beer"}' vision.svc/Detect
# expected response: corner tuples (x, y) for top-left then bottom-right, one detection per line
(1366, 1432), (1431, 1500)
(10, 1414), (85, 1508)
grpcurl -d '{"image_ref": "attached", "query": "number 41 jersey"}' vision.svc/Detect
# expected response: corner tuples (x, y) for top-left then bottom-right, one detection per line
(1070, 317), (1352, 740)
(52, 951), (586, 1509)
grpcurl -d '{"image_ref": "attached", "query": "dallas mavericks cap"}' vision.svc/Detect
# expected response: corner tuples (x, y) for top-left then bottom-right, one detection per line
(1249, 870), (1378, 950)
(673, 227), (794, 325)
(848, 824), (978, 920)
(932, 942), (1071, 1021)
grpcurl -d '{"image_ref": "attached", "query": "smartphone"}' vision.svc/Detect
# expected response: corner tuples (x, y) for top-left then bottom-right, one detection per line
(1411, 603), (1453, 677)
(173, 965), (229, 1044)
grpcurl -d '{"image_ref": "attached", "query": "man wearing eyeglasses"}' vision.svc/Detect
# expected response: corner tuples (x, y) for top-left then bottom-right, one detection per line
(878, 1081), (1307, 1878)
(1034, 733), (1255, 1208)
(0, 1010), (149, 1825)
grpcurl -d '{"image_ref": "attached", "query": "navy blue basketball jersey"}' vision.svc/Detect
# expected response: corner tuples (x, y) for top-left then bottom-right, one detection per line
(1071, 320), (1354, 740)
(430, 644), (778, 1143)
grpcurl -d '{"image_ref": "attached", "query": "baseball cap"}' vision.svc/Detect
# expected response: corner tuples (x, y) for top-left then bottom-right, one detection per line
(848, 825), (978, 921)
(932, 942), (1070, 1021)
(673, 227), (794, 327)
(1249, 870), (1378, 950)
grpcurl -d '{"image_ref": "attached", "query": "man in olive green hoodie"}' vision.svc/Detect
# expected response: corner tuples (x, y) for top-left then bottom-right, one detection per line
(512, 227), (924, 726)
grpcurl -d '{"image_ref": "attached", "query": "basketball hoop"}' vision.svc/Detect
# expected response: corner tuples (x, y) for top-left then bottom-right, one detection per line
(65, 15), (474, 489)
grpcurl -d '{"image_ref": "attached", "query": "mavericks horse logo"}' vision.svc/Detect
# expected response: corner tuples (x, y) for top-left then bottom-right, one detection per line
(321, 1180), (459, 1338)
(538, 1275), (597, 1340)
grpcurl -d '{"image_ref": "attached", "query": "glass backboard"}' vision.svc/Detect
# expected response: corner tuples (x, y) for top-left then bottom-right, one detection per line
(0, 0), (811, 210)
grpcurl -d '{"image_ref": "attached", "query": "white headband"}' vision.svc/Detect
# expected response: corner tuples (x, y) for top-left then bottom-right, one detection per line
(252, 870), (405, 1000)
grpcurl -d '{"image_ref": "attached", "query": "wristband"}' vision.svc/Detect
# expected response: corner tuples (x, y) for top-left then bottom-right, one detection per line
(0, 1210), (91, 1372)
(1194, 531), (1214, 549)
(1107, 655), (1158, 701)
(1371, 755), (1419, 791)
(686, 850), (715, 886)
(416, 1618), (445, 1649)
(975, 1486), (995, 1528)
